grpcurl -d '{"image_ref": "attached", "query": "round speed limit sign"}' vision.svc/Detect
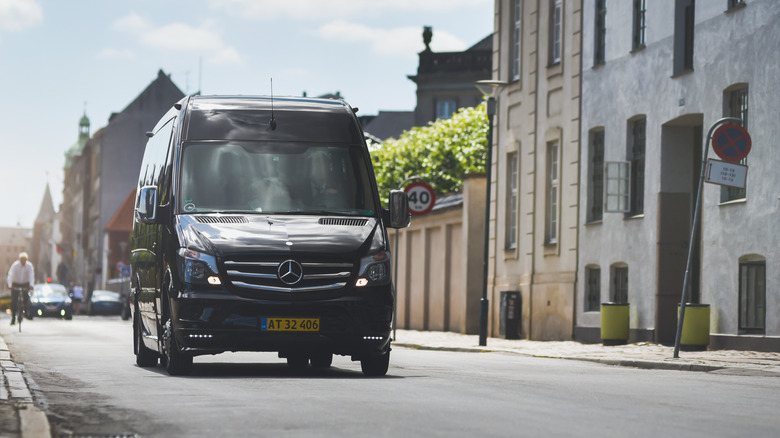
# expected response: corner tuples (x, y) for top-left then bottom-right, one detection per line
(404, 181), (436, 216)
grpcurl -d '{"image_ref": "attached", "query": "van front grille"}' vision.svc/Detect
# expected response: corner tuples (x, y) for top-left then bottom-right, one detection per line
(224, 257), (354, 293)
(195, 215), (249, 224)
(319, 218), (368, 227)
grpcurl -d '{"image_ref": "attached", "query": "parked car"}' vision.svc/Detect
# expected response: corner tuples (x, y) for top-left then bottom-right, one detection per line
(29, 283), (73, 319)
(89, 289), (124, 316)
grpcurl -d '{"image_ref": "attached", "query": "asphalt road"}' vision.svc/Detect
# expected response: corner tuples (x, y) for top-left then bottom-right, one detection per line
(2, 315), (780, 437)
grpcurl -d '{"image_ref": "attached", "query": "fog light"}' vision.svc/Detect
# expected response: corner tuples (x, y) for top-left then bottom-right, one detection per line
(60, 309), (65, 316)
(356, 278), (369, 287)
(188, 334), (214, 339)
(37, 309), (43, 316)
(363, 336), (384, 341)
(208, 276), (221, 285)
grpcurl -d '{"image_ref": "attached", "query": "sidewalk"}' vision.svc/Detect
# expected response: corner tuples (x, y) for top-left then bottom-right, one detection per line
(0, 336), (51, 438)
(393, 329), (780, 376)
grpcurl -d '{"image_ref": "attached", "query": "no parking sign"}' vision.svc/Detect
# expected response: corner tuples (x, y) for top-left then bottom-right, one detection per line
(712, 123), (751, 162)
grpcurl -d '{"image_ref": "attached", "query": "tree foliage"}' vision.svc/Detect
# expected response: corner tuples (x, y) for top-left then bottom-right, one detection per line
(369, 103), (488, 200)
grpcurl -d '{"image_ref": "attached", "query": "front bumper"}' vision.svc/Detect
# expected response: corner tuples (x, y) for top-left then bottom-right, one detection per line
(170, 286), (393, 358)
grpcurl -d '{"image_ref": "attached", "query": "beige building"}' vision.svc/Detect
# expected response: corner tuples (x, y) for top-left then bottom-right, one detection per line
(488, 0), (582, 340)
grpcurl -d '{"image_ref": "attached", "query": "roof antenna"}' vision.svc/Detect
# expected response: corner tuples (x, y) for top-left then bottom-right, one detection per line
(269, 78), (277, 130)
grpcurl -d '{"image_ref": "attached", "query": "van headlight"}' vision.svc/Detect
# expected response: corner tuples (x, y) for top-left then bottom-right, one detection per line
(356, 250), (391, 287)
(178, 248), (221, 285)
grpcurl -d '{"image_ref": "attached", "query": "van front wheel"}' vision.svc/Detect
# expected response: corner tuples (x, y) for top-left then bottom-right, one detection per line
(163, 319), (193, 376)
(134, 310), (158, 368)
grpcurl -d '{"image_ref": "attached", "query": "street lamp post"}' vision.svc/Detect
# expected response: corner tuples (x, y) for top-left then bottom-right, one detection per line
(475, 80), (506, 347)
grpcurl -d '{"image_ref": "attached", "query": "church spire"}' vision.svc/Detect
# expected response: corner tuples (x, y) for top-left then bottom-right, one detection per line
(78, 103), (90, 145)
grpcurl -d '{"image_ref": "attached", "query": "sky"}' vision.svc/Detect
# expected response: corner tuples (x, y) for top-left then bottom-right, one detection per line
(0, 0), (493, 228)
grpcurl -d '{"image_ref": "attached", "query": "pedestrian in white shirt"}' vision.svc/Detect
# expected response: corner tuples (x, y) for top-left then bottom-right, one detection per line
(7, 252), (34, 325)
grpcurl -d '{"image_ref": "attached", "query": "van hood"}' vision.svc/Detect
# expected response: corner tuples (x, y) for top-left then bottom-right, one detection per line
(177, 214), (379, 259)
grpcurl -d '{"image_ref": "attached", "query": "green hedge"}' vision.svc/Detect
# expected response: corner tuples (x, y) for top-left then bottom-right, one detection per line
(369, 103), (488, 201)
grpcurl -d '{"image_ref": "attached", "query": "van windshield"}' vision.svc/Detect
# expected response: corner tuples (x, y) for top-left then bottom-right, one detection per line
(179, 142), (377, 216)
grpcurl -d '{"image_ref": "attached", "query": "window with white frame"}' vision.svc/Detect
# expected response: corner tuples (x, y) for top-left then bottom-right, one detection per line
(550, 0), (563, 65)
(436, 100), (457, 120)
(546, 142), (559, 244)
(722, 85), (748, 202)
(585, 266), (601, 312)
(512, 0), (522, 80)
(611, 265), (628, 304)
(505, 152), (519, 249)
(739, 258), (765, 334)
(589, 129), (604, 222)
(605, 161), (630, 213)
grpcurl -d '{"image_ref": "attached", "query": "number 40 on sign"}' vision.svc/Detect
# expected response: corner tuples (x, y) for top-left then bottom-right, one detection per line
(404, 181), (436, 216)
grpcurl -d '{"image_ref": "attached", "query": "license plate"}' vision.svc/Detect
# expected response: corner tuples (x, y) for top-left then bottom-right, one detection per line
(260, 318), (320, 332)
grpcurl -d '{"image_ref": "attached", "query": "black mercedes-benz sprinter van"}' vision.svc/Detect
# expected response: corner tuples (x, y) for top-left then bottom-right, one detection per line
(131, 95), (410, 376)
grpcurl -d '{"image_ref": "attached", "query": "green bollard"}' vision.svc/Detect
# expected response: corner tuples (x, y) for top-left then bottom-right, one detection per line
(601, 302), (629, 346)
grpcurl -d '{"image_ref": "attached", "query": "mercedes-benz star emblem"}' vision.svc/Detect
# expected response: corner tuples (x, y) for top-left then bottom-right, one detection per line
(278, 260), (303, 285)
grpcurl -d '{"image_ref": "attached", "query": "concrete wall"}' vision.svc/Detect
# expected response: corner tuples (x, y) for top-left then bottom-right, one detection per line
(392, 176), (486, 334)
(578, 0), (780, 347)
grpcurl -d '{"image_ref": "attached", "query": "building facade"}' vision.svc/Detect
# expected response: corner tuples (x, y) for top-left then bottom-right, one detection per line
(408, 27), (493, 127)
(0, 226), (32, 291)
(60, 70), (183, 292)
(577, 0), (780, 349)
(489, 0), (583, 340)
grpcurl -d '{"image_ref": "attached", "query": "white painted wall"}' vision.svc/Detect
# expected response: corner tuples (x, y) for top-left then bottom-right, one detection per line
(579, 0), (780, 340)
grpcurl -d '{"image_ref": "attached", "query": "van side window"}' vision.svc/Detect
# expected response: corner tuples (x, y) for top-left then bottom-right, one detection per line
(138, 117), (175, 202)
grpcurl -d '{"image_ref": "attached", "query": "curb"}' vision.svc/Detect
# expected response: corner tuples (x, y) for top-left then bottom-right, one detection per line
(1, 337), (52, 438)
(393, 342), (773, 374)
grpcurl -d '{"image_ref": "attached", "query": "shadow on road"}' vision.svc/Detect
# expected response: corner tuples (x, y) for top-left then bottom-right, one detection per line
(135, 362), (404, 379)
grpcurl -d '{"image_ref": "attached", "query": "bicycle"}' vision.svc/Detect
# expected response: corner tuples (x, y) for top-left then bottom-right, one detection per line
(11, 285), (29, 332)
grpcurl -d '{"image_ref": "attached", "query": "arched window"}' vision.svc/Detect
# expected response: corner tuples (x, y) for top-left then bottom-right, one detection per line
(610, 263), (629, 304)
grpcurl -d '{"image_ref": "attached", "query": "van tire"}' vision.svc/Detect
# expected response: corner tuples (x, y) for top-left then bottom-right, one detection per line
(134, 310), (158, 368)
(360, 350), (390, 377)
(162, 318), (193, 376)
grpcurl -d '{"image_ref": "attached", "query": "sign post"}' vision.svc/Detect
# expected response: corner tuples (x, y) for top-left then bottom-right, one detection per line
(673, 118), (750, 358)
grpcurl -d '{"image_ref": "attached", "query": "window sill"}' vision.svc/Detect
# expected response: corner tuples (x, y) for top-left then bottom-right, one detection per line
(671, 68), (695, 79)
(585, 219), (603, 226)
(592, 61), (605, 70)
(725, 2), (747, 14)
(718, 198), (746, 207)
(630, 45), (646, 54)
(546, 61), (563, 79)
(623, 213), (644, 220)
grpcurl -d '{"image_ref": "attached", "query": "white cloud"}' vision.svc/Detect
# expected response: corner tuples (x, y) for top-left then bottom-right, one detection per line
(111, 14), (242, 65)
(0, 0), (42, 32)
(209, 0), (490, 21)
(112, 12), (147, 33)
(316, 21), (465, 58)
(97, 47), (136, 60)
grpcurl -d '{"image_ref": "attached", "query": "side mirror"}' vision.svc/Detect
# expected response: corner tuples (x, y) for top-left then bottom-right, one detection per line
(135, 185), (158, 224)
(388, 190), (411, 229)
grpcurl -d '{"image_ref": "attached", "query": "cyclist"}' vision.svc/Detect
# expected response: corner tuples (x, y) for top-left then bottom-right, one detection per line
(7, 252), (34, 325)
